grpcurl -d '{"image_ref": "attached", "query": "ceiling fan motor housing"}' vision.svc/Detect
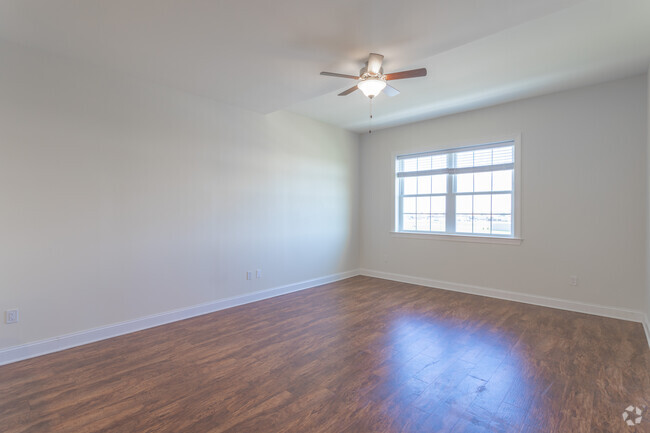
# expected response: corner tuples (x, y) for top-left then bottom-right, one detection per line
(360, 65), (384, 78)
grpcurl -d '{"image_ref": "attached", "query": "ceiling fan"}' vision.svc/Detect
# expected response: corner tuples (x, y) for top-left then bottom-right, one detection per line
(321, 53), (427, 99)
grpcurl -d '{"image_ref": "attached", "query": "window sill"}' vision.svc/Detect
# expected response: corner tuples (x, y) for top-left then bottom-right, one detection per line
(390, 231), (522, 245)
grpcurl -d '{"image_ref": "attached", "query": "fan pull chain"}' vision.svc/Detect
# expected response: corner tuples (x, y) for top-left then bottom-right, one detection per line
(369, 98), (373, 134)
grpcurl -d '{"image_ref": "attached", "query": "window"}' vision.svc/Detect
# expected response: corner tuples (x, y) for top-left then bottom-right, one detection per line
(395, 139), (520, 239)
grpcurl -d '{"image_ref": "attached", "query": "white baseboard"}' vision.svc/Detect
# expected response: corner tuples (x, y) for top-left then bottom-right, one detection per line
(359, 268), (650, 347)
(0, 269), (360, 366)
(2, 268), (648, 366)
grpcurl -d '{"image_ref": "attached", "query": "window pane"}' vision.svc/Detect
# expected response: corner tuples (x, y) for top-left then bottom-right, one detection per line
(474, 172), (491, 192)
(492, 194), (511, 214)
(417, 156), (432, 171)
(403, 197), (416, 213)
(416, 214), (430, 231)
(403, 177), (416, 195)
(473, 215), (491, 234)
(402, 158), (417, 172)
(456, 173), (473, 193)
(403, 214), (416, 231)
(456, 195), (472, 213)
(431, 214), (445, 232)
(456, 214), (472, 233)
(432, 174), (446, 193)
(456, 151), (473, 168)
(417, 176), (431, 195)
(491, 215), (512, 235)
(493, 146), (513, 164)
(431, 196), (446, 213)
(432, 155), (447, 169)
(493, 170), (512, 191)
(474, 149), (492, 166)
(473, 195), (491, 214)
(416, 196), (431, 213)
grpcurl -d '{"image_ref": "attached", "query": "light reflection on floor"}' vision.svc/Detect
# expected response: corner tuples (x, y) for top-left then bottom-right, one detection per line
(375, 313), (535, 431)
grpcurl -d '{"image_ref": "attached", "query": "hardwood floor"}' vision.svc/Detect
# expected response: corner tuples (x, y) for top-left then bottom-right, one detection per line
(1, 276), (649, 432)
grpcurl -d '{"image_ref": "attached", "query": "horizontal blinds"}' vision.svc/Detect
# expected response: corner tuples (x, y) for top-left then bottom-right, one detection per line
(397, 141), (514, 178)
(397, 162), (514, 178)
(396, 140), (514, 160)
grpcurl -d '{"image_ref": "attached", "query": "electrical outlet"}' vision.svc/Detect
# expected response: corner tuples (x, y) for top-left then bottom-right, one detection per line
(246, 271), (252, 280)
(569, 275), (578, 286)
(256, 269), (261, 279)
(5, 309), (18, 324)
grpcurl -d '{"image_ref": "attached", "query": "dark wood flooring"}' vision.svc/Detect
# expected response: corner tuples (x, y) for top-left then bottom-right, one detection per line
(1, 276), (649, 432)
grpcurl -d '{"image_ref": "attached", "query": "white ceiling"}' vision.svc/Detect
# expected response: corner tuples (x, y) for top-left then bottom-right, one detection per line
(0, 0), (648, 132)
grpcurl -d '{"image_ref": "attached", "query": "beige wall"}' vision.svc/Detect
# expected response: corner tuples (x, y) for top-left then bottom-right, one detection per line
(1, 36), (648, 355)
(360, 74), (647, 312)
(0, 40), (360, 350)
(647, 68), (650, 325)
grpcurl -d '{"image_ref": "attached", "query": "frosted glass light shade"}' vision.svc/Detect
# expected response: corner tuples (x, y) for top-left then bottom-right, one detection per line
(358, 78), (386, 98)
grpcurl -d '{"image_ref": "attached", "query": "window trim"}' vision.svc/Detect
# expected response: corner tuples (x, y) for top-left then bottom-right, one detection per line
(391, 134), (522, 244)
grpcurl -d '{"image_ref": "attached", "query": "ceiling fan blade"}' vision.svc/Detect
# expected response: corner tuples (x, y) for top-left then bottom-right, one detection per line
(367, 53), (384, 74)
(320, 71), (359, 79)
(382, 84), (400, 97)
(338, 85), (358, 96)
(384, 68), (427, 81)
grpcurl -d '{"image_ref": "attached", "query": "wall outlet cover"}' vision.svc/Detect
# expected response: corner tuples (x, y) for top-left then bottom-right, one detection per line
(6, 309), (19, 324)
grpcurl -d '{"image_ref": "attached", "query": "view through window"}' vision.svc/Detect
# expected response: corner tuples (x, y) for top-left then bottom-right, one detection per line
(395, 140), (517, 237)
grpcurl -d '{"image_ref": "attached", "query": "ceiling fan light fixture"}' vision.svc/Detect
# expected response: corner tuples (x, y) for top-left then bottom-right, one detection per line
(357, 77), (386, 98)
(321, 53), (425, 98)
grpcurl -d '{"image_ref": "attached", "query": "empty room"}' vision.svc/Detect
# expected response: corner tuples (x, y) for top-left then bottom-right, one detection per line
(1, 0), (650, 432)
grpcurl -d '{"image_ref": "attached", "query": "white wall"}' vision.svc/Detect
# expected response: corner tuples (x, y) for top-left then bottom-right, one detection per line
(647, 68), (650, 325)
(0, 39), (360, 351)
(1, 34), (647, 356)
(360, 74), (647, 312)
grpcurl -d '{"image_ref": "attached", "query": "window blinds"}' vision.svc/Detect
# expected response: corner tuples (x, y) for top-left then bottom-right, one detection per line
(396, 141), (514, 178)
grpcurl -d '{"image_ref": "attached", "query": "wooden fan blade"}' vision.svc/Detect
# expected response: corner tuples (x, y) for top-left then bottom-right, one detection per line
(338, 85), (358, 96)
(385, 68), (427, 81)
(367, 53), (384, 74)
(383, 84), (400, 97)
(320, 71), (359, 79)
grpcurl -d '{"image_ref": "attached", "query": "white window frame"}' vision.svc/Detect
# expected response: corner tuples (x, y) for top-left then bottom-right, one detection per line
(391, 135), (522, 245)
